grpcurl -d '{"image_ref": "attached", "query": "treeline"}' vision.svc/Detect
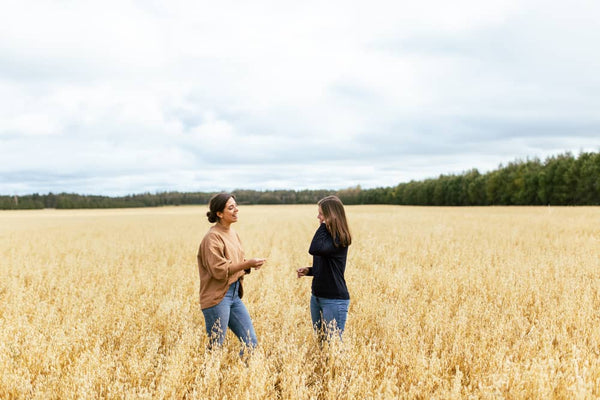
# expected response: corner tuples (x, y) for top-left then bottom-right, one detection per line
(387, 151), (600, 206)
(0, 192), (215, 210)
(0, 189), (337, 210)
(2, 151), (599, 209)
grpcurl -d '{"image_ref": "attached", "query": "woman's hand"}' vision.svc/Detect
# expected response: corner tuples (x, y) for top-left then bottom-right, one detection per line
(296, 267), (310, 278)
(248, 258), (266, 270)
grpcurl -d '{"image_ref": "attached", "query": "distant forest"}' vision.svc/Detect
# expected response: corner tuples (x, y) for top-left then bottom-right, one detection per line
(2, 151), (599, 209)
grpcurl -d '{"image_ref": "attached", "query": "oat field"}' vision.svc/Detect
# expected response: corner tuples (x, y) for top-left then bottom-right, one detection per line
(1, 205), (599, 399)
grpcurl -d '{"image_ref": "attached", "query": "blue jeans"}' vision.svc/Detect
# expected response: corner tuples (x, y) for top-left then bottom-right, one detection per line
(310, 295), (349, 338)
(202, 280), (258, 352)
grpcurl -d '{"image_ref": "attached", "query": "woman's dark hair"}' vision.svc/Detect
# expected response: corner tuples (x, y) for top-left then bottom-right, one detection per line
(206, 193), (235, 223)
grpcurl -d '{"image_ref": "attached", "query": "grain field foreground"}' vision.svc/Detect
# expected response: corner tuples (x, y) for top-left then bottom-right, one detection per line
(1, 205), (599, 399)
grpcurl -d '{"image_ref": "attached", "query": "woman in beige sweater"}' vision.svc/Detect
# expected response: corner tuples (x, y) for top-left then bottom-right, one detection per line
(197, 193), (266, 353)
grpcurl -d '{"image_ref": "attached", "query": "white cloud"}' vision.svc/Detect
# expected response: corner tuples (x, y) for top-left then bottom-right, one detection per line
(1, 0), (600, 195)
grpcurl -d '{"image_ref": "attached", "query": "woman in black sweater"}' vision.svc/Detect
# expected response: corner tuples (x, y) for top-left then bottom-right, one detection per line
(297, 195), (352, 339)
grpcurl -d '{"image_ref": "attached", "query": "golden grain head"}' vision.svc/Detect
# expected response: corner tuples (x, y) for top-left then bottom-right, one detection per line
(1, 205), (599, 399)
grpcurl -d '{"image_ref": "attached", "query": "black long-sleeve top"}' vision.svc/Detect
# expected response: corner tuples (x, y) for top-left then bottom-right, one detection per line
(307, 223), (350, 300)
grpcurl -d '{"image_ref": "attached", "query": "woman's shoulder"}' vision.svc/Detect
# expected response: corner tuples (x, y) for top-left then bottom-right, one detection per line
(202, 226), (225, 242)
(316, 222), (330, 233)
(206, 225), (240, 241)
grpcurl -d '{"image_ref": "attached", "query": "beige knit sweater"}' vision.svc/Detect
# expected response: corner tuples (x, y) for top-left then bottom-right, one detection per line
(197, 223), (246, 309)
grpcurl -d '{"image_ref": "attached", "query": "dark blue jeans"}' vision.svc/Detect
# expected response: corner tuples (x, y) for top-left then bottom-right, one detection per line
(202, 281), (258, 353)
(310, 294), (349, 339)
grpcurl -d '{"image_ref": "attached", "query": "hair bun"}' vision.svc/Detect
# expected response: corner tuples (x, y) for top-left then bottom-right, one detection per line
(206, 211), (217, 223)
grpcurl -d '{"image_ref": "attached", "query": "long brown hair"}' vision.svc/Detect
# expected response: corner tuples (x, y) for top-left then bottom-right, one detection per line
(318, 195), (352, 247)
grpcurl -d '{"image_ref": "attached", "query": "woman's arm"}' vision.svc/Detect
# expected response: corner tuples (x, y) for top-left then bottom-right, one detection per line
(202, 238), (265, 279)
(230, 258), (265, 274)
(308, 223), (337, 256)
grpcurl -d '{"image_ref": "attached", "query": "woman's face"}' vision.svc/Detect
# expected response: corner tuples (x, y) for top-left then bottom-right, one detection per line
(218, 197), (239, 225)
(317, 206), (325, 224)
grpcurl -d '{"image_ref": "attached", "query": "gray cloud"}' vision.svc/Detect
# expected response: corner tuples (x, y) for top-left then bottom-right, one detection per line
(1, 0), (600, 195)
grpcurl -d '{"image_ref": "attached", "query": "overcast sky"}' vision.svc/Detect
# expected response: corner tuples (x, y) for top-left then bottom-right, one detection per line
(1, 0), (599, 196)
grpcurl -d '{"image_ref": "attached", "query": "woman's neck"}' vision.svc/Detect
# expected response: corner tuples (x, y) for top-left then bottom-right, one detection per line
(217, 220), (231, 230)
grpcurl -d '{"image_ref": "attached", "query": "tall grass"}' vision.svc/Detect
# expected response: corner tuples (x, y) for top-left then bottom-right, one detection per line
(1, 205), (599, 399)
